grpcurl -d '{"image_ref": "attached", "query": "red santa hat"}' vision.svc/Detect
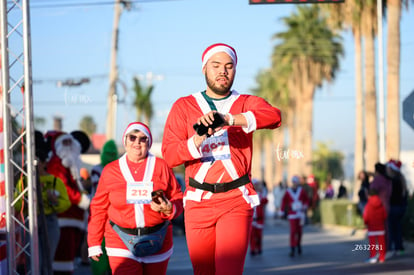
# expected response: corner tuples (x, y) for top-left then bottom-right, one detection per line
(201, 43), (237, 69)
(45, 130), (71, 153)
(122, 122), (153, 149)
(387, 159), (402, 172)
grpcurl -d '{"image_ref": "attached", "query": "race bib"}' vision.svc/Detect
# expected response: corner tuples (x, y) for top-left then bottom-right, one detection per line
(126, 181), (153, 204)
(200, 130), (231, 162)
(292, 201), (303, 211)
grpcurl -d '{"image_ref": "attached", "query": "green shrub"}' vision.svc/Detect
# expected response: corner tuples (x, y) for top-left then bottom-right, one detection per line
(319, 199), (364, 229)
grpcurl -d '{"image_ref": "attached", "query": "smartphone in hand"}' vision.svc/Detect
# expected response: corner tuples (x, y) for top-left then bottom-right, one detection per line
(193, 112), (225, 136)
(151, 190), (167, 205)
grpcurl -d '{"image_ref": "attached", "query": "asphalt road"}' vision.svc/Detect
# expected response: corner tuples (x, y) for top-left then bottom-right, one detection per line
(75, 218), (414, 275)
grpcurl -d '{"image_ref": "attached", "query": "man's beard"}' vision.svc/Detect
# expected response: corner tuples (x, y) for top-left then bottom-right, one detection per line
(205, 72), (234, 96)
(55, 140), (82, 180)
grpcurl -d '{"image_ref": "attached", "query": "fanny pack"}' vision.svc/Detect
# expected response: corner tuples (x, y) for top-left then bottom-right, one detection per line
(110, 220), (169, 257)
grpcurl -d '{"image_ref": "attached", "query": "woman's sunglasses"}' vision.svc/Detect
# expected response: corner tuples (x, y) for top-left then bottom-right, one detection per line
(128, 135), (148, 143)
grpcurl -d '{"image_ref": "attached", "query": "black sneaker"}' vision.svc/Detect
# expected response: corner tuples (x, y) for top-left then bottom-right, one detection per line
(297, 245), (302, 255)
(289, 247), (295, 257)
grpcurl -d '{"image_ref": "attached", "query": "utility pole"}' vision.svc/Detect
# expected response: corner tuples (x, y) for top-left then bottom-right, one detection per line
(106, 1), (131, 141)
(105, 0), (122, 141)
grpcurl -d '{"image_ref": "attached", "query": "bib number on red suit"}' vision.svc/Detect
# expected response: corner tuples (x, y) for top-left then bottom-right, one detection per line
(200, 130), (231, 163)
(126, 181), (153, 204)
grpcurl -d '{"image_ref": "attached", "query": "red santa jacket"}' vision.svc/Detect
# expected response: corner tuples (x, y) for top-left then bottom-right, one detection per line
(87, 154), (183, 258)
(280, 187), (309, 220)
(161, 91), (281, 206)
(363, 195), (387, 235)
(47, 154), (89, 229)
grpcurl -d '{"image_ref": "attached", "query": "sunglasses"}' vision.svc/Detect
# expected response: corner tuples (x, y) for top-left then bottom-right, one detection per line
(128, 135), (148, 144)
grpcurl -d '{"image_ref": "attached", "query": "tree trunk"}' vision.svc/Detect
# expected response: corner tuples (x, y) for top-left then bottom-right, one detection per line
(386, 0), (401, 160)
(264, 137), (274, 188)
(364, 29), (379, 170)
(353, 28), (364, 202)
(302, 84), (314, 176)
(273, 129), (285, 187)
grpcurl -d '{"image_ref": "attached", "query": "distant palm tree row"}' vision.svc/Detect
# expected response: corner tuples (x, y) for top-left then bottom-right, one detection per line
(250, 1), (409, 189)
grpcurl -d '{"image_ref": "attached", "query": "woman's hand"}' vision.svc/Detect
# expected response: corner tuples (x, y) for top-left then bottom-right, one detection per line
(91, 254), (101, 262)
(150, 198), (173, 216)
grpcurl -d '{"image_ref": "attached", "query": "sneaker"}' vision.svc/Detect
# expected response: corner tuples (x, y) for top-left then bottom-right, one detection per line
(385, 251), (395, 260)
(396, 250), (405, 256)
(365, 257), (378, 264)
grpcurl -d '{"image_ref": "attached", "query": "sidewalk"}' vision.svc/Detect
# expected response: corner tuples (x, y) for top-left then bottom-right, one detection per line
(75, 218), (414, 274)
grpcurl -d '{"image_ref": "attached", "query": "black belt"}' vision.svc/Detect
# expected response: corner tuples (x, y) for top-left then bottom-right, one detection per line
(109, 220), (167, 235)
(189, 174), (250, 193)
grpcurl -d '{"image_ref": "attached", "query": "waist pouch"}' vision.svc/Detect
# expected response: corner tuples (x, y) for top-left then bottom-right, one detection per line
(110, 220), (169, 257)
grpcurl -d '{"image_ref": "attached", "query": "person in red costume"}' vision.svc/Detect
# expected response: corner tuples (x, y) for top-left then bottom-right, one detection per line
(45, 130), (91, 274)
(279, 175), (309, 257)
(363, 188), (387, 263)
(162, 43), (282, 275)
(88, 122), (183, 275)
(250, 179), (268, 256)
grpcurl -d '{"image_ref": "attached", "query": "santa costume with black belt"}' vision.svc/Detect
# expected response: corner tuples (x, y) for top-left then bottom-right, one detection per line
(162, 43), (282, 274)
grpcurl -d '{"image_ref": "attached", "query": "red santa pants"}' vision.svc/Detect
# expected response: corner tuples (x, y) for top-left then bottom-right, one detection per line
(289, 218), (302, 247)
(184, 197), (253, 275)
(368, 234), (386, 261)
(53, 227), (82, 275)
(108, 256), (169, 275)
(250, 225), (263, 253)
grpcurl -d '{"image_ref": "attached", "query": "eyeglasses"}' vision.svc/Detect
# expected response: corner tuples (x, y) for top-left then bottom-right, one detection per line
(128, 135), (148, 144)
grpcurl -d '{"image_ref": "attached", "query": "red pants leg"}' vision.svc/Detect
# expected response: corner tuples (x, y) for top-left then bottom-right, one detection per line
(53, 227), (82, 274)
(185, 199), (253, 275)
(368, 236), (377, 258)
(109, 256), (169, 275)
(289, 219), (301, 247)
(377, 235), (386, 261)
(250, 227), (259, 253)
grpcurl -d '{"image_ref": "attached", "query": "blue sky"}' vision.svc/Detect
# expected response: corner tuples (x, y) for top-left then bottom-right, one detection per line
(27, 0), (414, 157)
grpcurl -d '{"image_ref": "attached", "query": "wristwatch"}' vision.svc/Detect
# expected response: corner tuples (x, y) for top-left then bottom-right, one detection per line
(227, 113), (235, 126)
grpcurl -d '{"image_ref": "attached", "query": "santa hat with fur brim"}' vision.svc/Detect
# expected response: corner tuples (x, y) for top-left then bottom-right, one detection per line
(387, 159), (402, 172)
(201, 43), (237, 69)
(122, 122), (153, 149)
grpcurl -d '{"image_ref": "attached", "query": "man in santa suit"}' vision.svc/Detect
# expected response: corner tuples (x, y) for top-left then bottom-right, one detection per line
(46, 130), (91, 274)
(279, 175), (310, 257)
(162, 43), (282, 275)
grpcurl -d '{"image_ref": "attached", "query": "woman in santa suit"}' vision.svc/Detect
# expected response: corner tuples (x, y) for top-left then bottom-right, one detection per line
(87, 122), (183, 275)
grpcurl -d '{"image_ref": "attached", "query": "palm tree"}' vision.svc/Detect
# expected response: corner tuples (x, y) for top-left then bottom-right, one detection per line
(251, 68), (289, 186)
(79, 115), (97, 138)
(272, 5), (344, 176)
(132, 77), (154, 126)
(385, 0), (411, 160)
(361, 1), (379, 171)
(322, 0), (365, 199)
